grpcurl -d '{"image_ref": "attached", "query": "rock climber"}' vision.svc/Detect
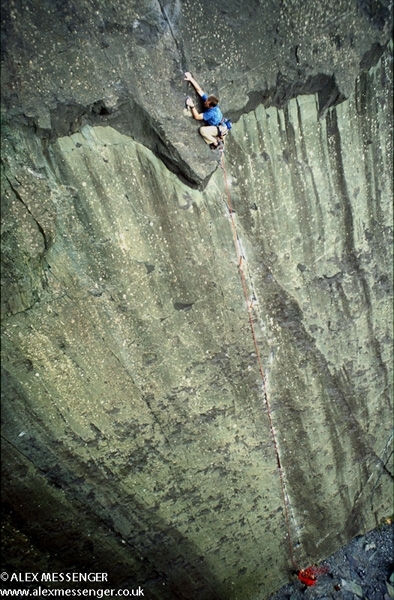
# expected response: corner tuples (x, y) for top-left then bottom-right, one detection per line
(184, 71), (231, 150)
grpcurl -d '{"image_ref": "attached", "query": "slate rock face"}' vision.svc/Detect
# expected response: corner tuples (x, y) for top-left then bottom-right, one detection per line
(1, 1), (393, 599)
(1, 0), (391, 184)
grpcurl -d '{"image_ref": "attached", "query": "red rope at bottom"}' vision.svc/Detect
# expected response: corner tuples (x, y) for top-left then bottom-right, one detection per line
(219, 153), (299, 570)
(220, 153), (330, 584)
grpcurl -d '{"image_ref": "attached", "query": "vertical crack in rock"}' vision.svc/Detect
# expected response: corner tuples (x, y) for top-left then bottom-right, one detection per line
(326, 107), (391, 409)
(4, 174), (49, 252)
(326, 108), (356, 260)
(156, 0), (187, 72)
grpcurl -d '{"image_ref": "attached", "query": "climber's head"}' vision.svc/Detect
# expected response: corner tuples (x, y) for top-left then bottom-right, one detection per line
(204, 95), (219, 108)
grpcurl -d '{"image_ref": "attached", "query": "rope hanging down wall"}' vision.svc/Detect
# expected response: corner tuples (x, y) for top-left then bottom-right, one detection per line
(219, 150), (329, 588)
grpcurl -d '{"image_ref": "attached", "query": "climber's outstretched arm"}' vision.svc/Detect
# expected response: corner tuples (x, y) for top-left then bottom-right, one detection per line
(184, 72), (205, 120)
(184, 72), (204, 97)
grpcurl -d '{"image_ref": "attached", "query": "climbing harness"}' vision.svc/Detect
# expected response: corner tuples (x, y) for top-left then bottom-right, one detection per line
(219, 151), (329, 587)
(217, 118), (232, 139)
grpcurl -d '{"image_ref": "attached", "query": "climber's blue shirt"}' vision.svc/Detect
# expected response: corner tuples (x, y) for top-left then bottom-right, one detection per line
(201, 92), (223, 126)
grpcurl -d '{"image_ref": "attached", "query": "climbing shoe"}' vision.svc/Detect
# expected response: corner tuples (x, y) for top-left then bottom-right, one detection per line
(210, 140), (224, 151)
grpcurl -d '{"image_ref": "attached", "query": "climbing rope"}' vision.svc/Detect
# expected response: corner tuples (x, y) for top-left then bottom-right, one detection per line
(219, 150), (328, 586)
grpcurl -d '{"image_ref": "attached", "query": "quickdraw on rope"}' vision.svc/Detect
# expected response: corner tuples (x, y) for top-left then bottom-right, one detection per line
(219, 151), (329, 587)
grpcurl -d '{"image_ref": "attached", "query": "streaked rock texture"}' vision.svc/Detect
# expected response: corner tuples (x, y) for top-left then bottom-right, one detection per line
(1, 0), (392, 598)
